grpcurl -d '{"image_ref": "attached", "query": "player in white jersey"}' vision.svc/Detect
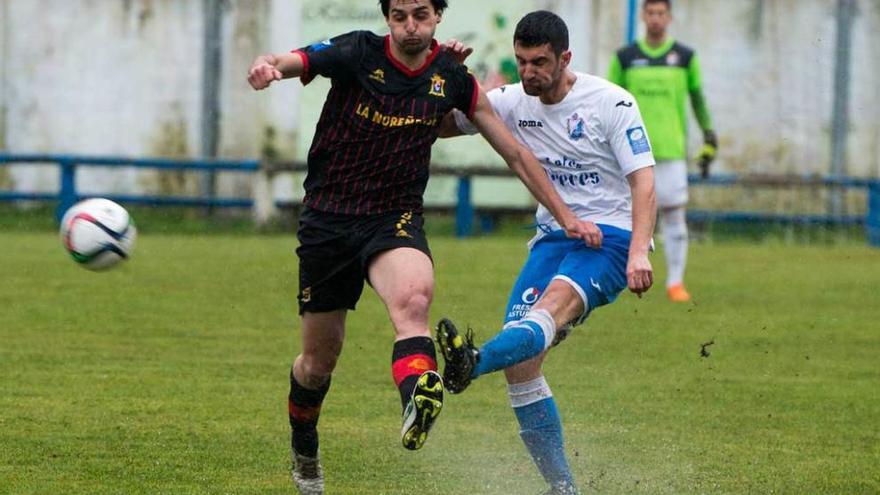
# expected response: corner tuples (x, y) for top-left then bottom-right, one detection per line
(434, 11), (656, 495)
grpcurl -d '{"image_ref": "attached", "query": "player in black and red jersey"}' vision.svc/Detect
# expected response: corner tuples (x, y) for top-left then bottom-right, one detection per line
(248, 1), (599, 493)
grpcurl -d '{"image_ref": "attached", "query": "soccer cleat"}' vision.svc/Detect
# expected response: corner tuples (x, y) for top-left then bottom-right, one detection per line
(401, 370), (444, 450)
(291, 451), (324, 495)
(435, 318), (478, 394)
(666, 283), (691, 303)
(540, 481), (580, 495)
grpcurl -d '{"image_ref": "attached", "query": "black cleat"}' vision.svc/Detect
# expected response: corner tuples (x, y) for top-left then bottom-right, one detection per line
(435, 318), (478, 394)
(401, 370), (444, 450)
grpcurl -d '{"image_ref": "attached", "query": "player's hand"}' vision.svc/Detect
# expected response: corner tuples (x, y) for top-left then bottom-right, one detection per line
(626, 253), (653, 297)
(697, 129), (718, 179)
(563, 219), (603, 249)
(248, 62), (283, 90)
(441, 38), (473, 64)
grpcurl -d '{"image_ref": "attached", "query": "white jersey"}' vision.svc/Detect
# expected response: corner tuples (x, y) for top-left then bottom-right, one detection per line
(455, 72), (655, 242)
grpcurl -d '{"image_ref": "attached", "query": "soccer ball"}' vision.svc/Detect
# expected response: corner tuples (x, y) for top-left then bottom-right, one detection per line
(59, 198), (137, 270)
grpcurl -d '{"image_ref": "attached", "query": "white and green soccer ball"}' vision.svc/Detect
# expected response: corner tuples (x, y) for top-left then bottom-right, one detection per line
(59, 198), (137, 270)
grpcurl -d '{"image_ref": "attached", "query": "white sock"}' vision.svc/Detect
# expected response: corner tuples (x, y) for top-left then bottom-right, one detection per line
(661, 207), (688, 287)
(508, 375), (553, 408)
(522, 308), (556, 351)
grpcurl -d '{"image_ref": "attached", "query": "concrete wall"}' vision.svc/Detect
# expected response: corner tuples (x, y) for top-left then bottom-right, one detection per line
(574, 0), (880, 178)
(0, 0), (288, 197)
(1, 0), (878, 199)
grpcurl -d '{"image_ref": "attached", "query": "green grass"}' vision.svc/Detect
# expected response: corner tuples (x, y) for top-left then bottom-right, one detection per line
(1, 230), (878, 494)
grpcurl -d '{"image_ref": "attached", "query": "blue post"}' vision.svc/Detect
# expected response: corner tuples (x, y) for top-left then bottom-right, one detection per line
(868, 183), (880, 247)
(479, 213), (496, 234)
(626, 0), (638, 43)
(56, 159), (77, 223)
(456, 176), (473, 237)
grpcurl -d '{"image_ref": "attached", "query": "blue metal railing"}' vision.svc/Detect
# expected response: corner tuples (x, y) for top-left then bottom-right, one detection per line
(0, 153), (259, 220)
(1, 153), (879, 246)
(684, 172), (873, 228)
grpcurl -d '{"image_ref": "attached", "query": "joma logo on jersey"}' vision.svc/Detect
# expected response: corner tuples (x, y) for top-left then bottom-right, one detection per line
(428, 73), (446, 97)
(518, 120), (544, 128)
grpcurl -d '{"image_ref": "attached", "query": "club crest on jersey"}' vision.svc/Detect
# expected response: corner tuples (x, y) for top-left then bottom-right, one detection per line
(666, 50), (680, 66)
(521, 287), (541, 304)
(369, 68), (385, 84)
(428, 73), (446, 97)
(566, 113), (586, 141)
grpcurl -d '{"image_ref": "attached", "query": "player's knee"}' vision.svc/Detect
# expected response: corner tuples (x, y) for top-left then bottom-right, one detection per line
(394, 287), (432, 321)
(299, 351), (340, 379)
(535, 284), (582, 326)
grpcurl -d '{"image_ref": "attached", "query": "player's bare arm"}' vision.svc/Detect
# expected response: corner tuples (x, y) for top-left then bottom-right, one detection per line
(626, 166), (656, 296)
(247, 51), (305, 90)
(469, 89), (602, 248)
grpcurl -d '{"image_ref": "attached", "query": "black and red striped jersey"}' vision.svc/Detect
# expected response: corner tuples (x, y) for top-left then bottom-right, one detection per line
(293, 30), (478, 215)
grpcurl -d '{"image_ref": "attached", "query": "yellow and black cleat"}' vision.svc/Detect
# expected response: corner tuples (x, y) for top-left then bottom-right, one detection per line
(435, 318), (478, 394)
(400, 370), (444, 450)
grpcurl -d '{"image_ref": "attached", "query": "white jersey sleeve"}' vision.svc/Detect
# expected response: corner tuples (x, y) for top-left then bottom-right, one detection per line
(452, 85), (513, 135)
(602, 86), (655, 176)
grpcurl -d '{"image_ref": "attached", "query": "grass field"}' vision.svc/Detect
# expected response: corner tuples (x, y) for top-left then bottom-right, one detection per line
(1, 228), (878, 494)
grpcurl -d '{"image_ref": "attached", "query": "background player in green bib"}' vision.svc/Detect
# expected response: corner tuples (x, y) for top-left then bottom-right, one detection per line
(608, 0), (717, 303)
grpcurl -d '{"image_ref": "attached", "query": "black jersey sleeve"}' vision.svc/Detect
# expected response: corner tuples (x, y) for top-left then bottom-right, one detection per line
(448, 64), (479, 119)
(293, 30), (367, 85)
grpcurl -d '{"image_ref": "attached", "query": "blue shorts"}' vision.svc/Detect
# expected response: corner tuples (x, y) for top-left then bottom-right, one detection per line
(503, 225), (630, 326)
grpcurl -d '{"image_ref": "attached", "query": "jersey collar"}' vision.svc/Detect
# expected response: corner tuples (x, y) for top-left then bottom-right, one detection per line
(637, 37), (675, 58)
(384, 35), (440, 77)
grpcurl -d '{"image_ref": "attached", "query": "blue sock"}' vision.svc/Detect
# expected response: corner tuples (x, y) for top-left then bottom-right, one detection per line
(473, 309), (556, 377)
(510, 377), (576, 492)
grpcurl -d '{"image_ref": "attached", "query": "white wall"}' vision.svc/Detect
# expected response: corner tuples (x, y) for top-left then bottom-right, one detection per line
(3, 0), (204, 194)
(574, 0), (880, 177)
(1, 0), (878, 199)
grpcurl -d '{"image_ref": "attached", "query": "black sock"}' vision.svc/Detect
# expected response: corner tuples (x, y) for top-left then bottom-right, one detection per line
(288, 372), (331, 458)
(391, 336), (437, 409)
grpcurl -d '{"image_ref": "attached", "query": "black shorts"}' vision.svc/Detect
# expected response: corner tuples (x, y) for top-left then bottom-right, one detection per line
(296, 207), (432, 314)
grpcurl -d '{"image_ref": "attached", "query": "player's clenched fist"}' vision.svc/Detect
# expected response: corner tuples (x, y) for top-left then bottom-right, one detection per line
(626, 254), (653, 297)
(248, 60), (282, 90)
(563, 218), (603, 249)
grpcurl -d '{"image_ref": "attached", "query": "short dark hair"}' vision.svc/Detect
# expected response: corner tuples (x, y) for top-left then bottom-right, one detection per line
(643, 0), (671, 9)
(513, 11), (569, 57)
(378, 0), (448, 17)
